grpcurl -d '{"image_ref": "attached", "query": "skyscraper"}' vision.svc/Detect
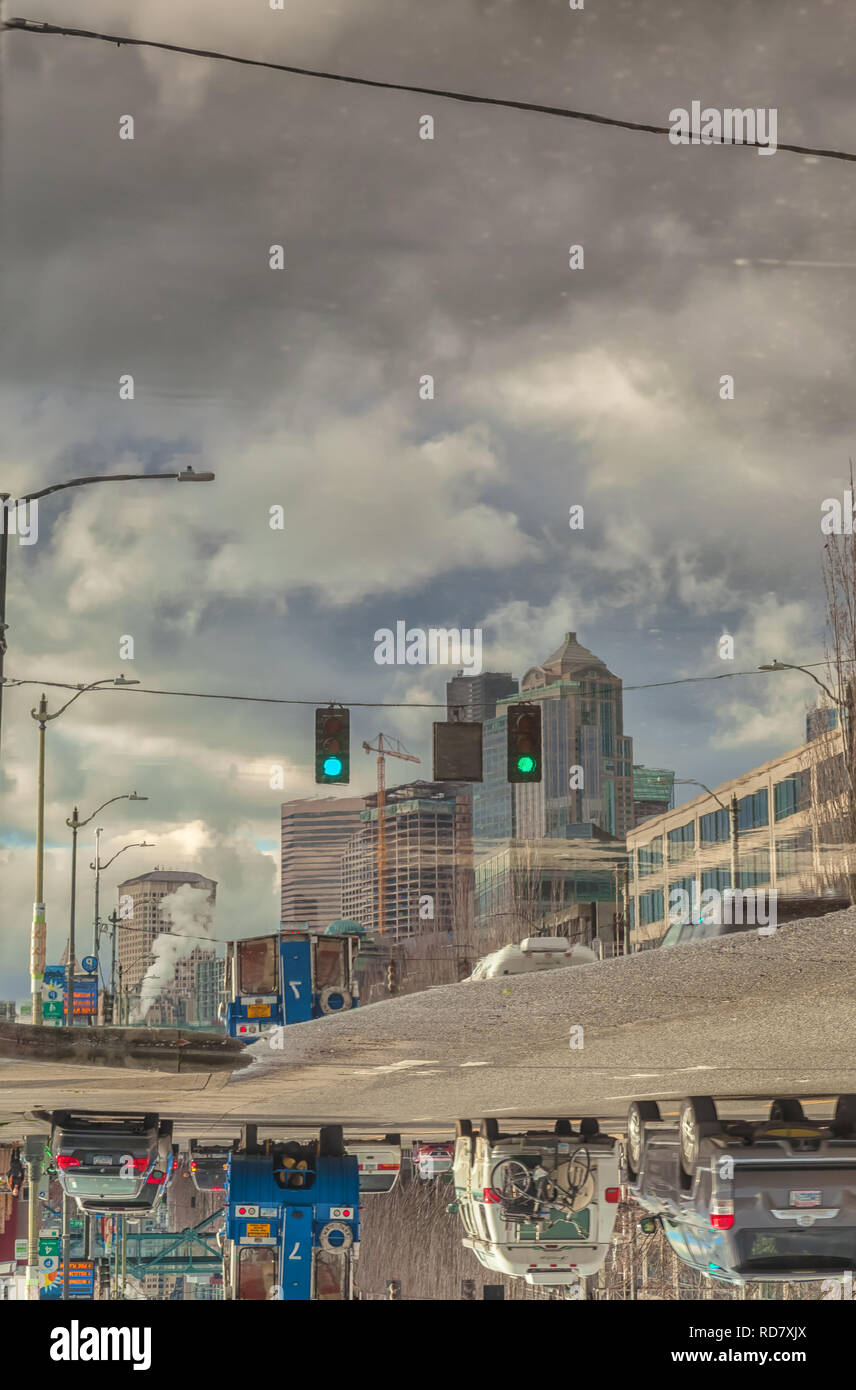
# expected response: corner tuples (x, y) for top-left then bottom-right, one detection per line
(342, 780), (472, 940)
(280, 797), (364, 931)
(446, 670), (519, 724)
(115, 869), (217, 1021)
(473, 632), (634, 846)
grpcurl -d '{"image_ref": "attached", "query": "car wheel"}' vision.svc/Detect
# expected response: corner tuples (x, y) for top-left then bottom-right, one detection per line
(579, 1117), (600, 1139)
(679, 1097), (718, 1181)
(383, 1133), (402, 1147)
(834, 1095), (856, 1137)
(626, 1101), (661, 1180)
(482, 1118), (500, 1145)
(770, 1098), (804, 1124)
(319, 1125), (345, 1158)
(455, 1120), (473, 1139)
(554, 1120), (573, 1136)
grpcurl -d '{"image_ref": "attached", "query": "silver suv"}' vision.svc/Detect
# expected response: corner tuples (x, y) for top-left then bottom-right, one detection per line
(624, 1094), (856, 1284)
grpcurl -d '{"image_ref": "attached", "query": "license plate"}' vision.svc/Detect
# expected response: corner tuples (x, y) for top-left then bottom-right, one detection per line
(93, 1156), (113, 1166)
(247, 1004), (270, 1018)
(245, 1223), (271, 1237)
(790, 1190), (821, 1208)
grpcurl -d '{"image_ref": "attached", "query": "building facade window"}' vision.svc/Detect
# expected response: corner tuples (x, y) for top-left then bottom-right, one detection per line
(773, 774), (808, 821)
(737, 788), (769, 831)
(699, 808), (729, 844)
(638, 888), (664, 925)
(667, 821), (695, 861)
(637, 836), (663, 877)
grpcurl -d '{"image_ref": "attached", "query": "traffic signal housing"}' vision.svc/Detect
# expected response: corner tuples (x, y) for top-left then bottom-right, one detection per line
(315, 706), (350, 783)
(507, 702), (542, 783)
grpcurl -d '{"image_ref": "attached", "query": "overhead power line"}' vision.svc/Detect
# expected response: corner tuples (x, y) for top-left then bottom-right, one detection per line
(2, 657), (850, 708)
(5, 17), (856, 164)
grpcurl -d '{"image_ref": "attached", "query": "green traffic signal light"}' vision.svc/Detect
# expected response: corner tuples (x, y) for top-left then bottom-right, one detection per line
(507, 702), (542, 783)
(323, 756), (343, 777)
(516, 755), (536, 774)
(315, 707), (350, 783)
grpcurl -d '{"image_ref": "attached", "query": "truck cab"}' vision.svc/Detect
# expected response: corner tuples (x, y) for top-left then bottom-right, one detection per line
(224, 1125), (360, 1300)
(224, 928), (359, 1041)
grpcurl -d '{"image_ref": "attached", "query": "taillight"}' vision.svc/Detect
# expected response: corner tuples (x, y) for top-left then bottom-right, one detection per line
(56, 1156), (80, 1170)
(131, 1158), (149, 1173)
(146, 1171), (166, 1186)
(483, 1188), (501, 1204)
(377, 1164), (399, 1171)
(710, 1213), (734, 1230)
(604, 1187), (620, 1203)
(190, 1161), (197, 1171)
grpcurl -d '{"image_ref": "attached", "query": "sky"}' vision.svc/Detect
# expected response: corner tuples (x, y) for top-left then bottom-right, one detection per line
(1, 0), (855, 996)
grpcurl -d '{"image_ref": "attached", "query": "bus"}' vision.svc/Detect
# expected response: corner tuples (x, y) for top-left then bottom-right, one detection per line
(223, 1125), (360, 1301)
(222, 927), (360, 1041)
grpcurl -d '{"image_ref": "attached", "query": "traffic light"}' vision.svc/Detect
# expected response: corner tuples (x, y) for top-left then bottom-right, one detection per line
(507, 702), (542, 783)
(386, 960), (397, 993)
(432, 721), (483, 782)
(315, 706), (350, 783)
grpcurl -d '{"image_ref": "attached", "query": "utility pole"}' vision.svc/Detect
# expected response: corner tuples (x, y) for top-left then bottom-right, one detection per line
(61, 1190), (70, 1301)
(729, 793), (740, 896)
(93, 826), (102, 959)
(65, 806), (80, 1028)
(117, 964), (124, 1027)
(24, 1135), (44, 1302)
(31, 696), (48, 1026)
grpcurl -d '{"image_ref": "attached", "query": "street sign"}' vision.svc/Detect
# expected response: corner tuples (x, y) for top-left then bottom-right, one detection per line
(39, 1238), (60, 1258)
(81, 955), (97, 974)
(43, 1000), (63, 1019)
(14, 1239), (27, 1261)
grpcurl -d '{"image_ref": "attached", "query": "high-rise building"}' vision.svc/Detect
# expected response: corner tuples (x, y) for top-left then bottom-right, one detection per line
(473, 632), (634, 847)
(195, 955), (225, 1026)
(280, 797), (364, 931)
(446, 670), (519, 724)
(115, 869), (217, 1021)
(633, 765), (675, 827)
(342, 780), (472, 940)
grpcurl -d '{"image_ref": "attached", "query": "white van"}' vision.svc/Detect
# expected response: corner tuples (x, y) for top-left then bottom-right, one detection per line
(448, 1118), (621, 1287)
(467, 938), (596, 980)
(345, 1135), (402, 1194)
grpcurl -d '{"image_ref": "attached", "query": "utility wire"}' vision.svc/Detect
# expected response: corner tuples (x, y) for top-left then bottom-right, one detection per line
(5, 17), (856, 165)
(1, 658), (851, 707)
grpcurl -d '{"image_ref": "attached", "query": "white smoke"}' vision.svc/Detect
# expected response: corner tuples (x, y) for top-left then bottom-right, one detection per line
(132, 884), (216, 1022)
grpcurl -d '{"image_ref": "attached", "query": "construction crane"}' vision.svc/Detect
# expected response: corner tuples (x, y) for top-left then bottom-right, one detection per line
(361, 733), (420, 938)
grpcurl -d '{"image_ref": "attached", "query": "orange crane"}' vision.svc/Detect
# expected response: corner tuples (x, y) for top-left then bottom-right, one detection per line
(361, 733), (420, 938)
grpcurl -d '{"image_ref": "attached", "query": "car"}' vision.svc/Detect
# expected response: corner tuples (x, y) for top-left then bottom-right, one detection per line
(467, 937), (596, 980)
(658, 916), (759, 948)
(412, 1141), (454, 1179)
(624, 1094), (856, 1285)
(345, 1135), (402, 1194)
(72, 1145), (178, 1216)
(448, 1117), (621, 1287)
(42, 1110), (173, 1203)
(189, 1137), (237, 1193)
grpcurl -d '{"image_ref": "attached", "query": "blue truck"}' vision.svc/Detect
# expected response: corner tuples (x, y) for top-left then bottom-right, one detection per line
(223, 1125), (360, 1300)
(223, 928), (360, 1041)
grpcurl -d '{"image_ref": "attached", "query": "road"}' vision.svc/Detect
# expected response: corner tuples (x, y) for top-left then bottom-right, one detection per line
(1, 909), (855, 1139)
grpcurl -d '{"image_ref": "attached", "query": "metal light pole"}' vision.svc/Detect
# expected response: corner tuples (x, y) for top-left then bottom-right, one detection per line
(760, 659), (856, 902)
(28, 677), (140, 1025)
(0, 466), (214, 753)
(64, 794), (147, 1028)
(92, 839), (154, 966)
(23, 1134), (44, 1302)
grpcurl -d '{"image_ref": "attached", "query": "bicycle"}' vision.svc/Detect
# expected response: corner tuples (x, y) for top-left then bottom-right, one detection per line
(490, 1147), (593, 1224)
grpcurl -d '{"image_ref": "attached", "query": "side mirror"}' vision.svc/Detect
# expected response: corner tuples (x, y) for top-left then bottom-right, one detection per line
(638, 1216), (659, 1234)
(446, 1202), (459, 1215)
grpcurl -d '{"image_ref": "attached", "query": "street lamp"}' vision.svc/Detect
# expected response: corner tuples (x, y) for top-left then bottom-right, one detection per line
(64, 793), (148, 1028)
(90, 838), (155, 1002)
(659, 775), (740, 897)
(760, 659), (856, 903)
(0, 466), (215, 750)
(28, 676), (140, 1026)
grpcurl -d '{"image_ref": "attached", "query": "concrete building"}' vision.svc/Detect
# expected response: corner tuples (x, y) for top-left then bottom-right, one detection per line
(115, 869), (217, 1021)
(280, 797), (364, 931)
(627, 729), (850, 948)
(446, 670), (519, 723)
(342, 780), (472, 940)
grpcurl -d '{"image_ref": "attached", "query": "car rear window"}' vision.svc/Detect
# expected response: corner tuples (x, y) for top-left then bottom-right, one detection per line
(735, 1228), (856, 1271)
